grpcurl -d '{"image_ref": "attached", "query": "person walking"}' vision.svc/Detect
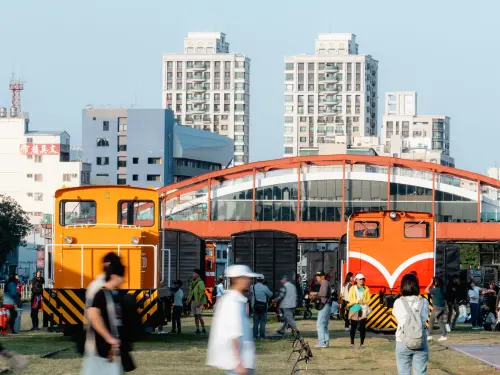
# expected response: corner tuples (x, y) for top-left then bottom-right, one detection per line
(86, 252), (121, 307)
(251, 275), (272, 339)
(170, 280), (184, 334)
(3, 275), (20, 334)
(310, 271), (331, 348)
(445, 275), (460, 331)
(207, 265), (258, 375)
(425, 277), (447, 341)
(392, 273), (429, 375)
(274, 275), (298, 335)
(341, 272), (353, 332)
(30, 270), (45, 331)
(156, 280), (169, 334)
(187, 268), (207, 334)
(82, 257), (135, 374)
(347, 273), (371, 349)
(468, 281), (485, 330)
(214, 275), (225, 309)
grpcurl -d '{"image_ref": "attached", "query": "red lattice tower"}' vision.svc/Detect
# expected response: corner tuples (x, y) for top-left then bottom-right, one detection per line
(9, 74), (24, 112)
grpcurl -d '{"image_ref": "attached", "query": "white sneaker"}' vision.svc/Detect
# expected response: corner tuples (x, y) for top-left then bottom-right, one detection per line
(314, 343), (327, 348)
(427, 336), (433, 341)
(345, 328), (350, 332)
(438, 336), (448, 342)
(445, 324), (451, 332)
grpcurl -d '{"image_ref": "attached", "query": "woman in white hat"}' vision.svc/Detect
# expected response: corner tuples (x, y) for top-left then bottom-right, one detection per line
(346, 273), (371, 348)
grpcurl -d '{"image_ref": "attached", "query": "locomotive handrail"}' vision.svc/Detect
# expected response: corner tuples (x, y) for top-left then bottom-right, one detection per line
(65, 224), (142, 229)
(44, 244), (158, 289)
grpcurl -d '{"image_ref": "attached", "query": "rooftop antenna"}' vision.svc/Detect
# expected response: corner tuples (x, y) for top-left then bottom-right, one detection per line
(9, 71), (24, 112)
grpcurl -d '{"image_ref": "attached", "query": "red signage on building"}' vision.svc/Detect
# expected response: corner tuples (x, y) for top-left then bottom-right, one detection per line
(19, 143), (60, 155)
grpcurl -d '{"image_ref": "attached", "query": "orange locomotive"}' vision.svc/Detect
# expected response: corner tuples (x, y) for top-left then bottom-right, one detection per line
(43, 186), (161, 331)
(340, 211), (435, 330)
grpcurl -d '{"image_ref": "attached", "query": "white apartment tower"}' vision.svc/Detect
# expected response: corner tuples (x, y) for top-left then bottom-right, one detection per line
(283, 33), (378, 157)
(162, 32), (250, 166)
(381, 92), (453, 166)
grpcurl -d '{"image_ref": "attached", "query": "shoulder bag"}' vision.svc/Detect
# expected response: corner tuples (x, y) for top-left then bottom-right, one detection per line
(253, 285), (267, 314)
(81, 290), (123, 375)
(356, 287), (372, 319)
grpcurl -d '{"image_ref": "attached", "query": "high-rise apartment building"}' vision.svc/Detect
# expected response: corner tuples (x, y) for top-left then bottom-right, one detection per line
(381, 92), (453, 166)
(162, 32), (250, 165)
(283, 33), (378, 157)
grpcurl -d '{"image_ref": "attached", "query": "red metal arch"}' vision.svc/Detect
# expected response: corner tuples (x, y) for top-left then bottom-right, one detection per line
(159, 155), (500, 242)
(159, 155), (500, 197)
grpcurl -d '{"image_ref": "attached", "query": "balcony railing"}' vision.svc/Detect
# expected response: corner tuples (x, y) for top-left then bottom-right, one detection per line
(320, 66), (339, 72)
(319, 87), (341, 92)
(320, 97), (340, 104)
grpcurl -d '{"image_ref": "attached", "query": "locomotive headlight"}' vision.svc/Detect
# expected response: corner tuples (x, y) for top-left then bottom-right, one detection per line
(64, 236), (73, 244)
(389, 211), (397, 219)
(131, 236), (140, 245)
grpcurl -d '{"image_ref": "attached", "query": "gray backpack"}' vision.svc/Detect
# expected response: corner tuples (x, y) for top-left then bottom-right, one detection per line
(400, 297), (425, 350)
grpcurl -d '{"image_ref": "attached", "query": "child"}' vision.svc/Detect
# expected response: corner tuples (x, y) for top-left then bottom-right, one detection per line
(483, 305), (497, 331)
(170, 280), (184, 334)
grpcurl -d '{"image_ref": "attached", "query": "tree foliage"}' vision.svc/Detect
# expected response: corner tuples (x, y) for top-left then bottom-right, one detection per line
(0, 194), (32, 264)
(459, 244), (479, 268)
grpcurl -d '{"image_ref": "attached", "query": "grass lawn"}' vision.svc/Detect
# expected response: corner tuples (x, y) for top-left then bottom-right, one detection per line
(1, 310), (499, 374)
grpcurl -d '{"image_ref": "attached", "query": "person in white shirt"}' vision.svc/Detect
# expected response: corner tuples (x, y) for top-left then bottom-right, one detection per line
(340, 272), (353, 332)
(208, 265), (258, 375)
(392, 273), (430, 375)
(468, 281), (486, 330)
(214, 276), (225, 310)
(171, 280), (184, 334)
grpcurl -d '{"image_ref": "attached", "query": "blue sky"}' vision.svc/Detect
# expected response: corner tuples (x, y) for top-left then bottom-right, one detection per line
(1, 0), (499, 174)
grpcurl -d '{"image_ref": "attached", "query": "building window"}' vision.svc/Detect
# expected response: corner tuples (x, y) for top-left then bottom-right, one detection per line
(146, 175), (161, 182)
(148, 157), (162, 165)
(63, 173), (72, 182)
(34, 174), (43, 182)
(96, 157), (110, 165)
(26, 137), (33, 143)
(117, 178), (126, 185)
(117, 159), (127, 167)
(96, 138), (109, 147)
(103, 121), (109, 131)
(133, 157), (139, 164)
(34, 193), (43, 201)
(96, 173), (109, 177)
(35, 156), (42, 163)
(132, 175), (139, 181)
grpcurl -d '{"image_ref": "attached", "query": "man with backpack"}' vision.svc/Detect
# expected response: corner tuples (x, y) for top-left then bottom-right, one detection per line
(251, 275), (272, 339)
(392, 273), (429, 375)
(187, 268), (207, 334)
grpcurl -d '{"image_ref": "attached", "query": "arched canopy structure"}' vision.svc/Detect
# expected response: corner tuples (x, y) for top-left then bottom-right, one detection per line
(158, 155), (500, 241)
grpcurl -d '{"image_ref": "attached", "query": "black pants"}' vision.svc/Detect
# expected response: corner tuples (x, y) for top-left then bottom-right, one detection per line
(31, 295), (41, 329)
(350, 318), (366, 345)
(172, 306), (182, 332)
(340, 301), (349, 328)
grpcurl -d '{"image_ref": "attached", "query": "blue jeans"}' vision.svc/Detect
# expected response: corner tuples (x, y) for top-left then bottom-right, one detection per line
(253, 313), (267, 338)
(317, 304), (330, 346)
(470, 303), (480, 327)
(395, 342), (428, 375)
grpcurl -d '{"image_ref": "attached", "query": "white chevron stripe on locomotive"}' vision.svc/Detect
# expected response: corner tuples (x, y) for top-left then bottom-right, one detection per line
(349, 252), (434, 288)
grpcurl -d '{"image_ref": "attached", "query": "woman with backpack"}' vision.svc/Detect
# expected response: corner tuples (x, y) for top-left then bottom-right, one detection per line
(340, 272), (353, 332)
(392, 273), (430, 375)
(346, 273), (371, 348)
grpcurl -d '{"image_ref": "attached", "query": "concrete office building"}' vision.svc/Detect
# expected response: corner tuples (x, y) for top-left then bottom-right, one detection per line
(82, 108), (233, 188)
(0, 108), (90, 273)
(162, 32), (250, 165)
(380, 92), (453, 166)
(284, 33), (378, 157)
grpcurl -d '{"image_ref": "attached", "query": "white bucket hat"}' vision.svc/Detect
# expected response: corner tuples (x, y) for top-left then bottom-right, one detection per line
(225, 265), (259, 278)
(355, 273), (366, 280)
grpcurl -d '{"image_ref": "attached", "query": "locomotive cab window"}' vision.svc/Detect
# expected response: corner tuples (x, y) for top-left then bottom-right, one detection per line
(404, 222), (430, 238)
(353, 221), (380, 238)
(59, 200), (96, 226)
(118, 200), (154, 227)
